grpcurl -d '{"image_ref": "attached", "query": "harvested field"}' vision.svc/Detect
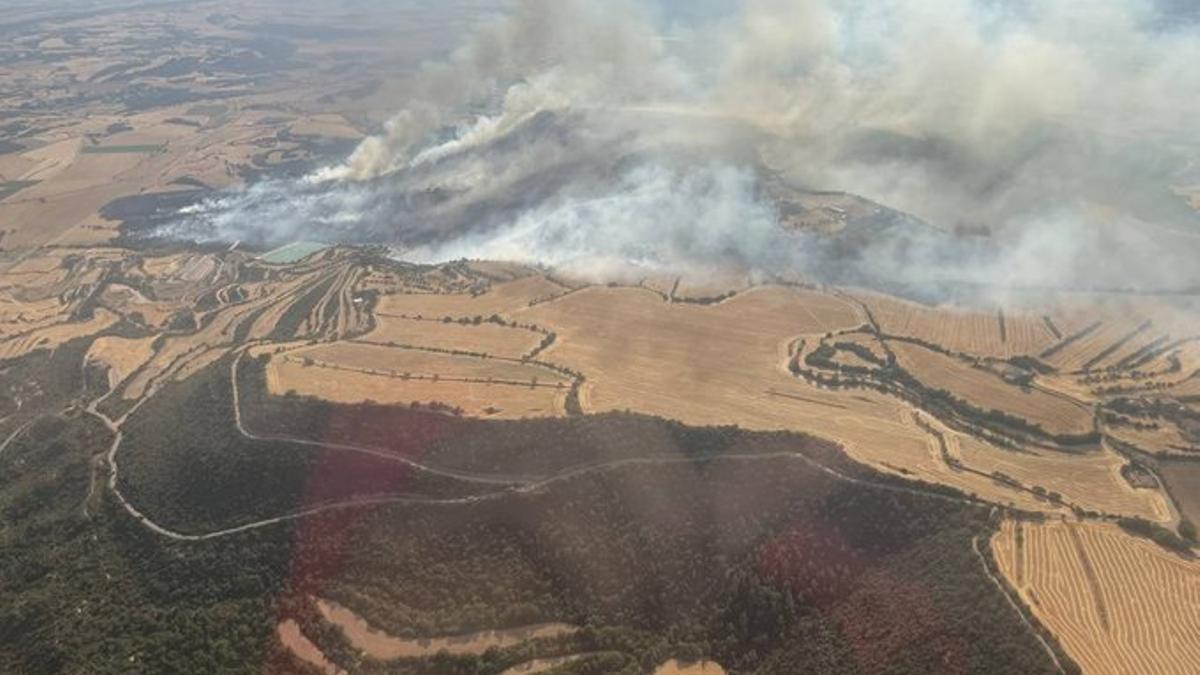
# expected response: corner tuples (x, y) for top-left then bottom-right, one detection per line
(1165, 374), (1200, 401)
(0, 297), (65, 337)
(286, 342), (570, 386)
(267, 357), (566, 418)
(1158, 460), (1200, 525)
(519, 286), (1066, 512)
(859, 293), (1057, 358)
(1043, 319), (1156, 373)
(86, 335), (158, 390)
(955, 435), (1170, 521)
(79, 144), (166, 155)
(992, 520), (1200, 675)
(517, 285), (1173, 519)
(366, 316), (543, 359)
(890, 342), (1095, 437)
(0, 309), (119, 360)
(1106, 422), (1200, 457)
(375, 275), (570, 319)
(317, 599), (576, 659)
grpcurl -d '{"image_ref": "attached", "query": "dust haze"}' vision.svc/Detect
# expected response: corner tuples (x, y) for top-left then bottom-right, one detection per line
(157, 0), (1200, 299)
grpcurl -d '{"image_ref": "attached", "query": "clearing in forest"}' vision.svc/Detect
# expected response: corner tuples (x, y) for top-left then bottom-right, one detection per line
(316, 599), (577, 660)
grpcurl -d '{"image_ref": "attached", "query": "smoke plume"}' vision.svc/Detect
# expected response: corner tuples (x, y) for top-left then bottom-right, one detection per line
(158, 0), (1200, 298)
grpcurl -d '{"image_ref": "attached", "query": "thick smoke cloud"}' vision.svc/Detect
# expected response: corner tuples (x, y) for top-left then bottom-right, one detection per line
(161, 0), (1200, 298)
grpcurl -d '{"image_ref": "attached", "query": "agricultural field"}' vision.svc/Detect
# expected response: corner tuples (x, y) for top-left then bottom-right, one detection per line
(1158, 461), (1200, 525)
(993, 520), (1200, 675)
(375, 275), (572, 320)
(858, 292), (1059, 358)
(365, 315), (545, 359)
(0, 2), (1197, 670)
(954, 435), (1170, 521)
(279, 342), (571, 387)
(520, 285), (1179, 520)
(268, 355), (568, 418)
(86, 335), (158, 390)
(890, 341), (1095, 437)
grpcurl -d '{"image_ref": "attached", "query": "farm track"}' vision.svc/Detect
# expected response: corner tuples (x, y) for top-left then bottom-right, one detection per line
(91, 347), (1012, 543)
(230, 352), (537, 485)
(994, 520), (1200, 675)
(285, 354), (568, 390)
(973, 535), (1067, 675)
(0, 417), (35, 456)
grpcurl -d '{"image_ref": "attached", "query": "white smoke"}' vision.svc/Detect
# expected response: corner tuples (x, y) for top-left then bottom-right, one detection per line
(408, 163), (788, 280)
(159, 0), (1200, 297)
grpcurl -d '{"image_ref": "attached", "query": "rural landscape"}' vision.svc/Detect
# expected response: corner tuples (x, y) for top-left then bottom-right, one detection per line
(2, 1), (1200, 674)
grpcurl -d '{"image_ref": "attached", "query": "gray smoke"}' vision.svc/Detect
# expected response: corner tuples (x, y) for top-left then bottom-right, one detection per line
(159, 0), (1200, 298)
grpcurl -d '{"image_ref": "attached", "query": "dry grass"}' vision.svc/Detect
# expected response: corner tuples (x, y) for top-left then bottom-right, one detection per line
(366, 316), (542, 359)
(891, 342), (1095, 436)
(0, 308), (118, 360)
(992, 520), (1200, 675)
(87, 335), (158, 389)
(317, 599), (576, 660)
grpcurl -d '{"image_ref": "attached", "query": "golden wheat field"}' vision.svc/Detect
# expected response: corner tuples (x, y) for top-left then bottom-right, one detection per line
(0, 308), (118, 360)
(857, 292), (1058, 358)
(993, 519), (1200, 675)
(954, 435), (1169, 521)
(267, 357), (566, 417)
(517, 286), (1098, 513)
(890, 341), (1095, 436)
(375, 275), (570, 319)
(86, 335), (158, 390)
(366, 316), (543, 359)
(285, 342), (570, 385)
(1042, 319), (1157, 373)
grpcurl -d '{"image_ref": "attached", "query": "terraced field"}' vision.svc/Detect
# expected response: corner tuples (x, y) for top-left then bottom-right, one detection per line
(993, 520), (1200, 675)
